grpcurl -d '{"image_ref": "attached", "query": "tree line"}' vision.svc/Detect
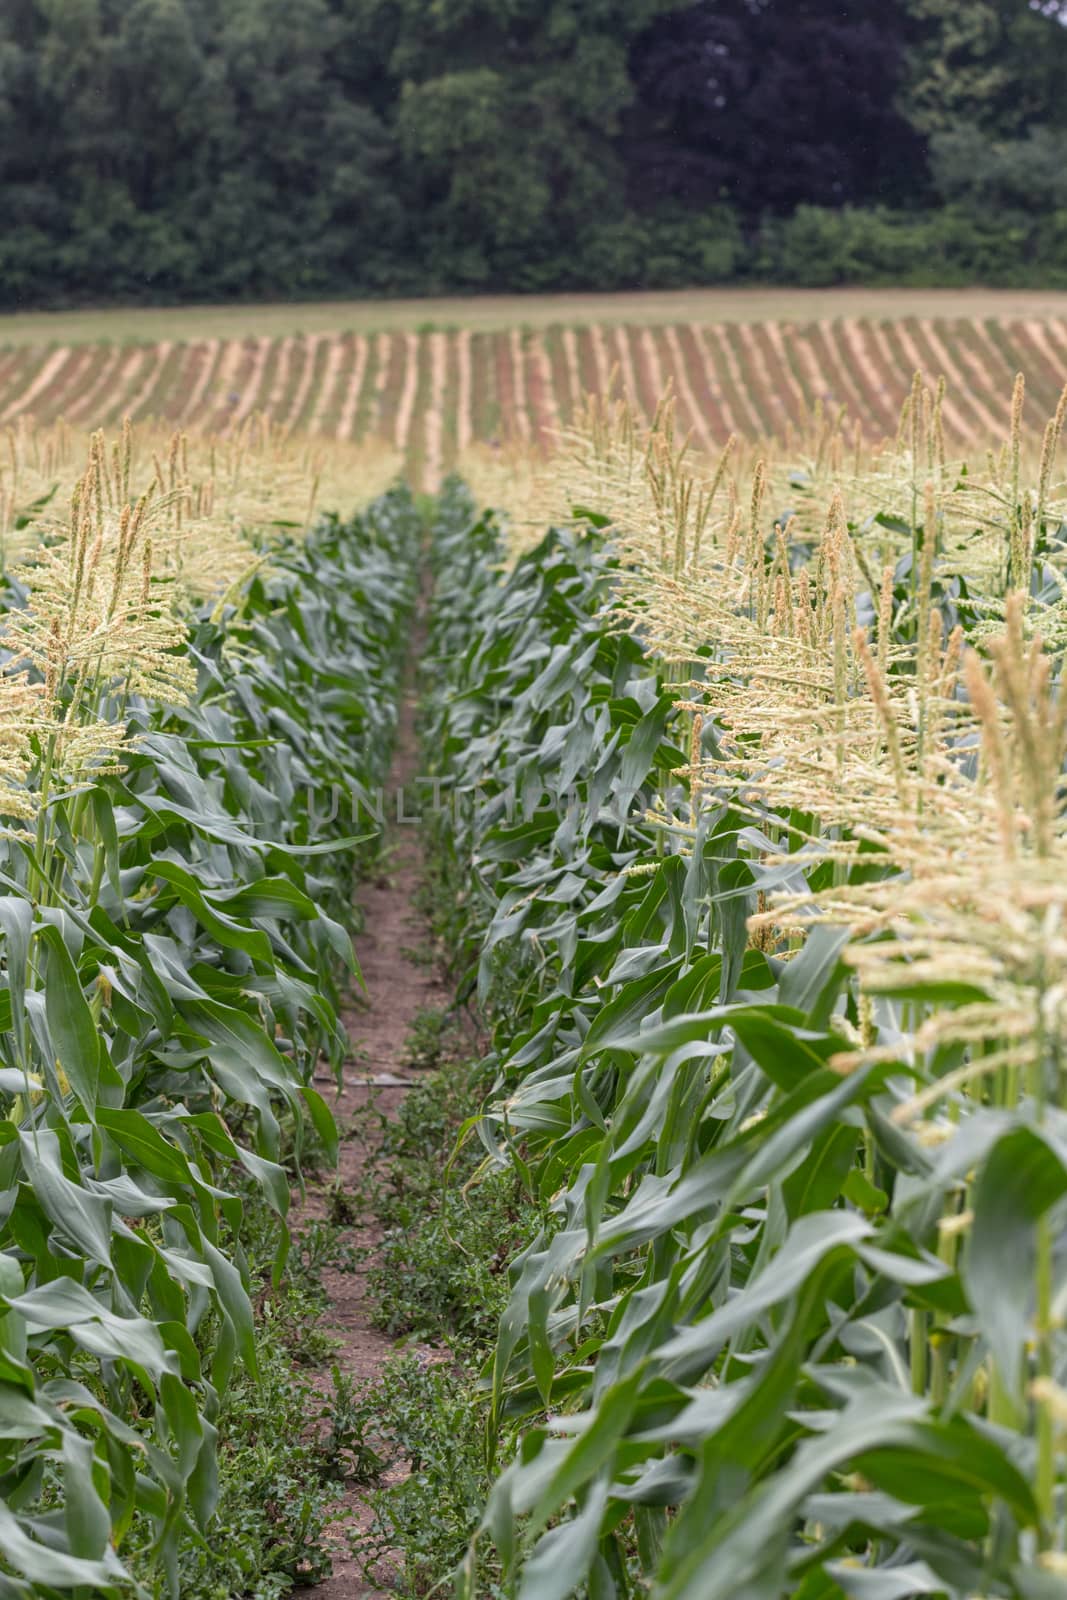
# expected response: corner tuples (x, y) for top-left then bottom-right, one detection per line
(1, 0), (1066, 308)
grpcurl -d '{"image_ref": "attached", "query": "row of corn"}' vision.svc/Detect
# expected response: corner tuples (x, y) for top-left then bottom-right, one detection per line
(422, 373), (1067, 1597)
(0, 421), (416, 1593)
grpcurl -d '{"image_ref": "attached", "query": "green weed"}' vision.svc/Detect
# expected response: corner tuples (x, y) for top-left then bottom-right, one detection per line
(351, 1357), (501, 1600)
(128, 1198), (352, 1598)
(336, 1012), (535, 1596)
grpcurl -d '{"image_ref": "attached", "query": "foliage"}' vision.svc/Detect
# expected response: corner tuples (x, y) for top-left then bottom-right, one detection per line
(332, 1018), (520, 1595)
(0, 445), (418, 1594)
(757, 202), (1067, 288)
(349, 1354), (500, 1600)
(0, 0), (681, 304)
(136, 1191), (351, 1599)
(627, 0), (923, 213)
(4, 0), (1067, 303)
(349, 1018), (544, 1351)
(0, 0), (404, 303)
(372, 1155), (539, 1350)
(930, 122), (1067, 212)
(419, 404), (1067, 1600)
(899, 0), (1067, 138)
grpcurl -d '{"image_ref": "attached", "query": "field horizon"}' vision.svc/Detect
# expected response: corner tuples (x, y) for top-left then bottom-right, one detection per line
(3, 285), (1067, 348)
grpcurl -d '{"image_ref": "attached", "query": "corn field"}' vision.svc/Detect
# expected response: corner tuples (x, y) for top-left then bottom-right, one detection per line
(3, 335), (1067, 1599)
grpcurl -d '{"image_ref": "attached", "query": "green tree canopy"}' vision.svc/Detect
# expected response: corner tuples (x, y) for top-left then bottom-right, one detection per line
(901, 0), (1067, 137)
(3, 0), (1067, 305)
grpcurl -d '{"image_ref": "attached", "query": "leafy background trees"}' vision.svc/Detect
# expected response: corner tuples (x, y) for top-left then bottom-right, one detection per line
(2, 0), (1067, 306)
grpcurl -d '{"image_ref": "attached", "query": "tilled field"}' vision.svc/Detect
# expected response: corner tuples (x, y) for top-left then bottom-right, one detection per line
(2, 317), (1065, 484)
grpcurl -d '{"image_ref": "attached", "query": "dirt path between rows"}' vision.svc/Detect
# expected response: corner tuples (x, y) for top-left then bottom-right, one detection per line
(300, 589), (450, 1599)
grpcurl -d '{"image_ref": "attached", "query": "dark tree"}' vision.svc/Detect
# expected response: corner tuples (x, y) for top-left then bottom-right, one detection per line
(626, 0), (925, 214)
